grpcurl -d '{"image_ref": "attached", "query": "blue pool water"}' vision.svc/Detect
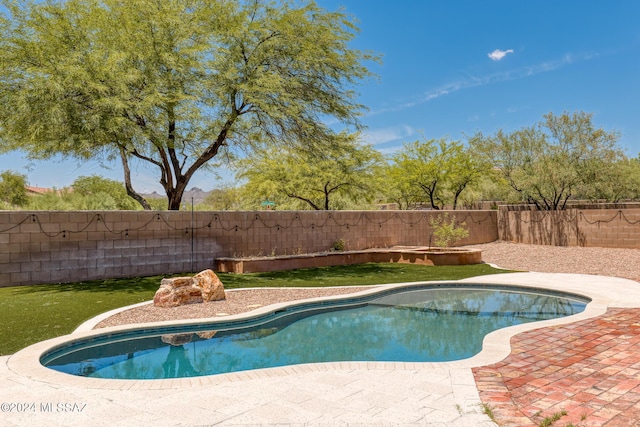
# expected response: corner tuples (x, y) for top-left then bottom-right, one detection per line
(42, 285), (588, 379)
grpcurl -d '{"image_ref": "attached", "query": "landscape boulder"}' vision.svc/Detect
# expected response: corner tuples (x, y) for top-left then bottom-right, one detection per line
(192, 269), (226, 302)
(153, 276), (204, 307)
(153, 269), (226, 308)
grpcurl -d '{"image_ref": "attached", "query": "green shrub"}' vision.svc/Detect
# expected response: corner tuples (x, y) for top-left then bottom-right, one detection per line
(331, 239), (346, 251)
(429, 213), (469, 248)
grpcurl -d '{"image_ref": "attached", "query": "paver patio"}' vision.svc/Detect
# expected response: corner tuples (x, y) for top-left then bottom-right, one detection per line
(473, 307), (640, 426)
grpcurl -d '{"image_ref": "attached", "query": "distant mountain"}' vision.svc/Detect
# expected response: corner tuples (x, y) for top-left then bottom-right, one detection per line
(141, 187), (212, 206)
(182, 187), (211, 205)
(141, 191), (164, 199)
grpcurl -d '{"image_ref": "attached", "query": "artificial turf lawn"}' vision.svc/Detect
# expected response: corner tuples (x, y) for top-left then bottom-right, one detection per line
(0, 263), (510, 356)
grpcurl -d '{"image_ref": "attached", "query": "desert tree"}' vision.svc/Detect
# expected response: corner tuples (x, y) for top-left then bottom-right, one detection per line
(0, 0), (377, 209)
(238, 133), (384, 210)
(0, 170), (28, 207)
(387, 138), (485, 209)
(469, 111), (623, 210)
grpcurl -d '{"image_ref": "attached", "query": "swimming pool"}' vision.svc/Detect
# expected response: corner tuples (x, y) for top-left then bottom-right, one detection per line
(41, 284), (589, 380)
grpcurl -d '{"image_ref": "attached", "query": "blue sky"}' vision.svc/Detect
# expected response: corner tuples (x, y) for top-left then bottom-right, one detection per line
(1, 0), (639, 192)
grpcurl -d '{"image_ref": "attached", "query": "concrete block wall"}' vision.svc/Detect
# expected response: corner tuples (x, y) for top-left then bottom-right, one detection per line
(576, 209), (640, 248)
(498, 206), (640, 248)
(497, 209), (580, 246)
(0, 210), (498, 287)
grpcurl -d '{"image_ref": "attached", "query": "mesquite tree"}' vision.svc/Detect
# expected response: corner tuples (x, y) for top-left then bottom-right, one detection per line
(238, 133), (384, 210)
(0, 0), (377, 209)
(469, 111), (623, 210)
(387, 138), (485, 210)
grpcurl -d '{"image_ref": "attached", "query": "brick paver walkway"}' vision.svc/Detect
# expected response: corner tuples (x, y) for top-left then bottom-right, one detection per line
(473, 308), (640, 426)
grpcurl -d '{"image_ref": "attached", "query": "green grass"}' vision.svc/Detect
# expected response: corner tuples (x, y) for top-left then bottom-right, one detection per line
(219, 262), (506, 288)
(481, 403), (497, 423)
(0, 263), (509, 356)
(538, 409), (568, 427)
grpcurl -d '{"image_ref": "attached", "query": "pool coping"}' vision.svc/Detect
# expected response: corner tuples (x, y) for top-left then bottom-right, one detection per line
(7, 271), (640, 391)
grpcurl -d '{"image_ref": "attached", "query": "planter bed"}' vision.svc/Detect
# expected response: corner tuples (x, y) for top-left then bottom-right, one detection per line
(214, 247), (482, 274)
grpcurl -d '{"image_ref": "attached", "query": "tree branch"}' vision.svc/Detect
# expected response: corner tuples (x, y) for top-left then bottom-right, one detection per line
(118, 145), (151, 210)
(287, 192), (321, 210)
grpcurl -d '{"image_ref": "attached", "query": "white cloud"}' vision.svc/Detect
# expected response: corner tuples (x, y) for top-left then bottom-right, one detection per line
(488, 49), (514, 61)
(366, 50), (599, 118)
(506, 105), (527, 114)
(360, 125), (415, 146)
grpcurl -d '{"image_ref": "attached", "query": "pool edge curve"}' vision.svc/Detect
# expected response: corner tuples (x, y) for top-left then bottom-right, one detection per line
(7, 272), (640, 390)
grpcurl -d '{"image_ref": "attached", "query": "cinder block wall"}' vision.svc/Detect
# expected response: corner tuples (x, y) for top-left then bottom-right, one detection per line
(498, 206), (640, 248)
(0, 210), (497, 287)
(576, 209), (640, 248)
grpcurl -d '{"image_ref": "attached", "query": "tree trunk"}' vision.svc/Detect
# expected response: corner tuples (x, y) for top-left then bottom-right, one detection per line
(324, 182), (331, 210)
(159, 111), (239, 210)
(119, 147), (152, 210)
(167, 181), (187, 210)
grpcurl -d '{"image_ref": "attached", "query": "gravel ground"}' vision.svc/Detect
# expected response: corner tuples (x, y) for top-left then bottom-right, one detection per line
(95, 241), (640, 329)
(95, 287), (368, 328)
(473, 241), (640, 282)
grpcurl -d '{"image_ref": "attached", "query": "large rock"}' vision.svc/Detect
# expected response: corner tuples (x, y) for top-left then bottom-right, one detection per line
(153, 276), (203, 307)
(153, 270), (226, 307)
(192, 269), (226, 302)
